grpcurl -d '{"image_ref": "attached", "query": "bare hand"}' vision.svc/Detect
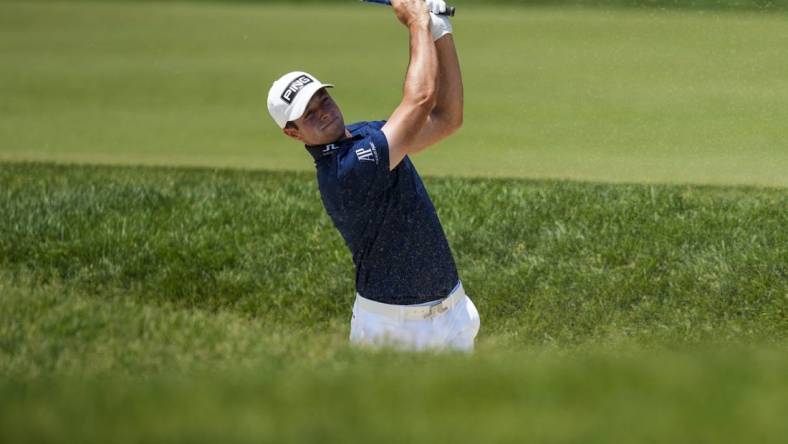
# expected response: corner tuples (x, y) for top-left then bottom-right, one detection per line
(391, 0), (429, 29)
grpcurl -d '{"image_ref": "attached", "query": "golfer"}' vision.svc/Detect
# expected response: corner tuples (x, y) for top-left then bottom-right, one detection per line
(266, 0), (479, 351)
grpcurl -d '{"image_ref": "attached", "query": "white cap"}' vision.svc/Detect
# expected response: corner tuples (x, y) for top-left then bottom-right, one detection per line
(267, 71), (334, 128)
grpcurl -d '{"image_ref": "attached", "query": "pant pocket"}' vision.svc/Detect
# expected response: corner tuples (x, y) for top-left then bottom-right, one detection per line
(350, 308), (405, 347)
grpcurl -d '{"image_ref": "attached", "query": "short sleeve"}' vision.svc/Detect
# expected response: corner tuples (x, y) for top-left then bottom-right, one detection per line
(337, 124), (391, 194)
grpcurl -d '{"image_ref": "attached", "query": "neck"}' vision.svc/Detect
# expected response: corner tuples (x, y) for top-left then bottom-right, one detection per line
(305, 127), (362, 161)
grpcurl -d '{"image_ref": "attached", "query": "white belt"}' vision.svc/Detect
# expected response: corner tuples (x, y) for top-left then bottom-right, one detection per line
(355, 282), (465, 320)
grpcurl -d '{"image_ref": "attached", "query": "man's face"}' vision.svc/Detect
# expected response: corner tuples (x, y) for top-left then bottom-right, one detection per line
(283, 88), (346, 145)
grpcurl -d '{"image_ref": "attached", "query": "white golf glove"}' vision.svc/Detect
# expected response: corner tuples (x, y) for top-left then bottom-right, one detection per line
(429, 13), (452, 41)
(425, 0), (447, 15)
(425, 0), (452, 41)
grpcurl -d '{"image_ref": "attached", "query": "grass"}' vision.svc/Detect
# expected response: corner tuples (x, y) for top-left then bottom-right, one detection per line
(1, 0), (786, 441)
(1, 1), (787, 186)
(0, 162), (786, 442)
(1, 162), (785, 344)
(2, 342), (787, 444)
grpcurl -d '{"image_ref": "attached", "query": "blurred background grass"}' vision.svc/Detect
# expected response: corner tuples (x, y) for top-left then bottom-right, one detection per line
(19, 0), (787, 12)
(1, 1), (787, 185)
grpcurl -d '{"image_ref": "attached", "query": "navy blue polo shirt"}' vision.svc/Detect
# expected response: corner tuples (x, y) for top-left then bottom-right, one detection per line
(306, 120), (459, 305)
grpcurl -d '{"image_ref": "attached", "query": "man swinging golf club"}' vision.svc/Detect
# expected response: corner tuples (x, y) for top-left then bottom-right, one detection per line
(266, 0), (480, 351)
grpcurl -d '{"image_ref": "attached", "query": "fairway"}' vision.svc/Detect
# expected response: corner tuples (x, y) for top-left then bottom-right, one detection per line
(1, 1), (787, 185)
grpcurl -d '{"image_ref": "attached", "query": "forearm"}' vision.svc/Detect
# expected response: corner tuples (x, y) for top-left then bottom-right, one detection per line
(396, 33), (462, 155)
(402, 21), (439, 113)
(431, 34), (463, 128)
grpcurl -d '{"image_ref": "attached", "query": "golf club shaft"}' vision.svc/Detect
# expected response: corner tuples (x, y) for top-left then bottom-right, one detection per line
(362, 0), (456, 17)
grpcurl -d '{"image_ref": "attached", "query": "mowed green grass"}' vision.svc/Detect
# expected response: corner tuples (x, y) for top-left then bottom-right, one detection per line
(1, 162), (786, 442)
(1, 1), (787, 186)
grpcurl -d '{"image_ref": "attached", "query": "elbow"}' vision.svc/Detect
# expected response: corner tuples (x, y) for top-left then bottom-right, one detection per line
(417, 94), (438, 116)
(450, 111), (463, 132)
(410, 87), (438, 115)
(443, 110), (463, 136)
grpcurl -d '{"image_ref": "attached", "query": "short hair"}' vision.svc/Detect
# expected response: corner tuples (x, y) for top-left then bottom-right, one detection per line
(285, 121), (298, 130)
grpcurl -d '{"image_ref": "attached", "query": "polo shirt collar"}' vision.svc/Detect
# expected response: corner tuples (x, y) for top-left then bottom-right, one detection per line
(305, 134), (364, 161)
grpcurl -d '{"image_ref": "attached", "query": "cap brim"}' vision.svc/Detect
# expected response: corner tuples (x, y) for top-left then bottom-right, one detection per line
(285, 82), (335, 125)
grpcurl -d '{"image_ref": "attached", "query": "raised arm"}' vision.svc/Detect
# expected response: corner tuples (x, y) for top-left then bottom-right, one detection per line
(406, 32), (463, 155)
(382, 0), (439, 170)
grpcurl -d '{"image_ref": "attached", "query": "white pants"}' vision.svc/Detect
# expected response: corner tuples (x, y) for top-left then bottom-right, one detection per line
(349, 282), (481, 352)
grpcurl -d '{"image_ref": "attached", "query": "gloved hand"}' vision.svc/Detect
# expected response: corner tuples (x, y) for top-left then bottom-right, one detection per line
(428, 12), (452, 41)
(426, 0), (451, 41)
(425, 0), (447, 15)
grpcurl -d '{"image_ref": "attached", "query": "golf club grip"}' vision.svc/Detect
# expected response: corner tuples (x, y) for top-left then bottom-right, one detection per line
(363, 0), (456, 17)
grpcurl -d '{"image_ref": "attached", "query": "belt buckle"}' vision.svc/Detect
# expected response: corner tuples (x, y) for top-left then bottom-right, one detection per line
(426, 302), (448, 319)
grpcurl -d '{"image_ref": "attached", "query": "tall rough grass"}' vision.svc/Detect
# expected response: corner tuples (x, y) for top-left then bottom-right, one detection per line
(1, 162), (785, 345)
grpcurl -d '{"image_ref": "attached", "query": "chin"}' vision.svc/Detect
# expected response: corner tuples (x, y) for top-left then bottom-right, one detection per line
(325, 121), (346, 142)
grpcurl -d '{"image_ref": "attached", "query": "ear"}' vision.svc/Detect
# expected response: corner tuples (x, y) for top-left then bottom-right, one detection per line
(283, 126), (304, 142)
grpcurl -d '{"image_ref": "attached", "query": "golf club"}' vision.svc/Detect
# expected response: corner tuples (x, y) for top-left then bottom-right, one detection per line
(362, 0), (456, 17)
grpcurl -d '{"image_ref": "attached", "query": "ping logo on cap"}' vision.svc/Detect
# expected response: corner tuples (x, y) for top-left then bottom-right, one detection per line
(281, 75), (314, 104)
